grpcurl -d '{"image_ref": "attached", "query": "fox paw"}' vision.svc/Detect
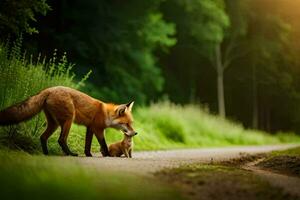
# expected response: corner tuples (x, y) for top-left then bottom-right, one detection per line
(69, 152), (78, 157)
(85, 152), (93, 157)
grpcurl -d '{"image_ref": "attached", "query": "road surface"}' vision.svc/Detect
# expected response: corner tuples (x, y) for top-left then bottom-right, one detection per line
(70, 144), (298, 176)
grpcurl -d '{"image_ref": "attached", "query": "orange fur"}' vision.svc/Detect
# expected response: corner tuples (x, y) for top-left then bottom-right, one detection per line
(109, 134), (134, 158)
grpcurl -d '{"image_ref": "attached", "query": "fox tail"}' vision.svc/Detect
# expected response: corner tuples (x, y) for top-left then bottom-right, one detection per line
(0, 91), (49, 125)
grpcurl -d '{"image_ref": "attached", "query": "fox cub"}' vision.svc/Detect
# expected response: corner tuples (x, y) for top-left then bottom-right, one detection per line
(109, 133), (136, 158)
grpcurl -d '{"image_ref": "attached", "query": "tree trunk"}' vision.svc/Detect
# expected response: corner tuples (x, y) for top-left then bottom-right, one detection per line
(215, 44), (226, 118)
(266, 105), (271, 132)
(252, 63), (258, 129)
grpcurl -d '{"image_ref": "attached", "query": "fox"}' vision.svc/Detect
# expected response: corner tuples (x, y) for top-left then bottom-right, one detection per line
(108, 133), (135, 158)
(0, 86), (137, 157)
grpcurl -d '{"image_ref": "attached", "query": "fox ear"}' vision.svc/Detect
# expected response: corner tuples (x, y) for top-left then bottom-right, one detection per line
(116, 105), (127, 116)
(126, 101), (134, 112)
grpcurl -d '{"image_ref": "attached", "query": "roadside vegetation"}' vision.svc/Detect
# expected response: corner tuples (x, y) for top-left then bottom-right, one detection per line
(269, 146), (300, 156)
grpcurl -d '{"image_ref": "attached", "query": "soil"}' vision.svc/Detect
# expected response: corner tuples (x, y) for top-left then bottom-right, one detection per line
(158, 164), (298, 200)
(257, 155), (300, 177)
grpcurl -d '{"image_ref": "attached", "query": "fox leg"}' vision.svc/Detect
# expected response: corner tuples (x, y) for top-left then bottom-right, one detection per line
(58, 119), (78, 156)
(84, 127), (93, 157)
(124, 149), (130, 158)
(40, 110), (58, 155)
(129, 149), (132, 158)
(94, 129), (110, 157)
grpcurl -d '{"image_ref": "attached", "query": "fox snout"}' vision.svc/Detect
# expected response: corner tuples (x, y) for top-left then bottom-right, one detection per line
(129, 131), (138, 136)
(124, 129), (138, 136)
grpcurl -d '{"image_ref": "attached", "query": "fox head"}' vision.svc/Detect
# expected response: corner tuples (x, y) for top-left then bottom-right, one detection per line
(105, 101), (138, 136)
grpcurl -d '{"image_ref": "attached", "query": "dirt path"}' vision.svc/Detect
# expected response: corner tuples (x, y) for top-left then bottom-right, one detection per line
(71, 144), (298, 176)
(243, 158), (300, 197)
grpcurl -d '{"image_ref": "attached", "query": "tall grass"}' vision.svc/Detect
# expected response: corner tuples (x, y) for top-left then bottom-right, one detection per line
(131, 102), (300, 150)
(0, 39), (88, 152)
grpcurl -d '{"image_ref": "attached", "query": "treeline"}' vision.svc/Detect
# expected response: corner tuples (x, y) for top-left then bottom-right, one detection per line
(1, 0), (300, 134)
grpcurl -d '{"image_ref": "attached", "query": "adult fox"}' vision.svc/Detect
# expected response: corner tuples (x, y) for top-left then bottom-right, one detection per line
(0, 86), (137, 157)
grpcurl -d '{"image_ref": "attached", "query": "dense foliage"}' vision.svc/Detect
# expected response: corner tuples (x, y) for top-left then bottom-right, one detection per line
(29, 0), (176, 103)
(0, 0), (50, 35)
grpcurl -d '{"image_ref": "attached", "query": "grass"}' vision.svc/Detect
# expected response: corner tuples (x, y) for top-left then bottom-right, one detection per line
(0, 150), (181, 200)
(270, 146), (300, 156)
(0, 39), (89, 152)
(42, 102), (300, 155)
(158, 164), (298, 200)
(131, 102), (300, 149)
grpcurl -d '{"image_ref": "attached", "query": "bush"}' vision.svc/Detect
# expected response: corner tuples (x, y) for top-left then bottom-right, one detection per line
(155, 118), (185, 143)
(126, 102), (300, 150)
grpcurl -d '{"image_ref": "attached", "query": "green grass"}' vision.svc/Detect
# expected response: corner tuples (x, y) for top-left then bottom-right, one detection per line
(0, 150), (181, 200)
(44, 102), (300, 155)
(270, 147), (300, 156)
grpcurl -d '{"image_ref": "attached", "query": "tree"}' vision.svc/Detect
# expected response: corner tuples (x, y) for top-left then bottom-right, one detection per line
(246, 1), (290, 130)
(0, 0), (50, 38)
(35, 0), (176, 103)
(211, 0), (249, 118)
(163, 0), (229, 117)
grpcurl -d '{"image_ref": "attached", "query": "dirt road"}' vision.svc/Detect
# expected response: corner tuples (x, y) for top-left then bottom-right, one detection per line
(73, 144), (298, 176)
(244, 158), (300, 197)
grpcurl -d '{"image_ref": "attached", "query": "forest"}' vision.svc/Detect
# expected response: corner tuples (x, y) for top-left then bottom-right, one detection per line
(1, 1), (300, 200)
(7, 0), (300, 133)
(1, 0), (300, 142)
